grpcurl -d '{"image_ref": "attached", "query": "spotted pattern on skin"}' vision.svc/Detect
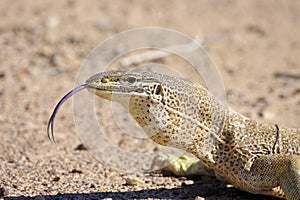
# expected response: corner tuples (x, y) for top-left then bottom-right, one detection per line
(127, 73), (225, 157)
(87, 70), (300, 199)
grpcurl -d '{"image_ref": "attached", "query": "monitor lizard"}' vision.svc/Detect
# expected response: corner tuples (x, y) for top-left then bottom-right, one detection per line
(47, 70), (300, 199)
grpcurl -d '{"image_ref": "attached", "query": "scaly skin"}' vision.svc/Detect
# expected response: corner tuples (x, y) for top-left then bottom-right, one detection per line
(76, 70), (300, 199)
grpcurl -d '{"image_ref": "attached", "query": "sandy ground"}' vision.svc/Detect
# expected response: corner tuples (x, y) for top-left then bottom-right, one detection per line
(0, 0), (299, 199)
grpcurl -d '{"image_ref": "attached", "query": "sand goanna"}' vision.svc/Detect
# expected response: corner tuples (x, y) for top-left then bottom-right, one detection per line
(47, 70), (300, 199)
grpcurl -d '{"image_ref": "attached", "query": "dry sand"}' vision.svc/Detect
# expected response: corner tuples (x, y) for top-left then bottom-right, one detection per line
(0, 1), (299, 199)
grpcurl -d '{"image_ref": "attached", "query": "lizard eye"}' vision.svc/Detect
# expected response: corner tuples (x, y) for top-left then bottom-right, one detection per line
(126, 76), (137, 84)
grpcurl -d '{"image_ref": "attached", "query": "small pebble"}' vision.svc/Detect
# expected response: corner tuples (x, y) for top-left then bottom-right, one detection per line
(49, 53), (63, 67)
(0, 72), (5, 78)
(67, 35), (84, 44)
(292, 88), (300, 95)
(246, 24), (266, 37)
(254, 96), (268, 107)
(263, 111), (275, 120)
(124, 177), (145, 186)
(182, 180), (194, 186)
(47, 16), (59, 28)
(257, 111), (264, 118)
(70, 169), (83, 174)
(75, 143), (87, 151)
(52, 176), (60, 182)
(279, 91), (290, 99)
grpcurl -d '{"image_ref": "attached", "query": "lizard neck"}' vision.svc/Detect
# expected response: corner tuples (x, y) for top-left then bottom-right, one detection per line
(127, 81), (227, 166)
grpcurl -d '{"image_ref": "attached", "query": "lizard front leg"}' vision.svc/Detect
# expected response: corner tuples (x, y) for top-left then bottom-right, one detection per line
(250, 154), (300, 199)
(152, 155), (215, 177)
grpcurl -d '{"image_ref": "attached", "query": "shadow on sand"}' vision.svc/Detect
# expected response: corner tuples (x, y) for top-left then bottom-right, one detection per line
(4, 181), (281, 200)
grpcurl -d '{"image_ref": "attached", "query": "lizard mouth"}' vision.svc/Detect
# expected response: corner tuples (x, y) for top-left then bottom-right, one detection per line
(47, 84), (90, 144)
(89, 86), (144, 93)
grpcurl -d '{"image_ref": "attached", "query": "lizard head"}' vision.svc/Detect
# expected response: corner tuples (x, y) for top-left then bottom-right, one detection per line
(86, 70), (198, 149)
(86, 70), (164, 106)
(47, 70), (167, 144)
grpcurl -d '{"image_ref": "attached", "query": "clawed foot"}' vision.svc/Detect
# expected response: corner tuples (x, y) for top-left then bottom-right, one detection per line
(151, 154), (214, 177)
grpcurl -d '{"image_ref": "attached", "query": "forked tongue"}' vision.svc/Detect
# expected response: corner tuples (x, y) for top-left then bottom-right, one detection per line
(47, 84), (90, 144)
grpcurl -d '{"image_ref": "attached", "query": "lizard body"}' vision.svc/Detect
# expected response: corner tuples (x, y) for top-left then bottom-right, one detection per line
(48, 70), (300, 199)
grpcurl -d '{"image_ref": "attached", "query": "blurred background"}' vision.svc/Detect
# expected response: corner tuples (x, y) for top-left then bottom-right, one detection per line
(0, 1), (299, 199)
